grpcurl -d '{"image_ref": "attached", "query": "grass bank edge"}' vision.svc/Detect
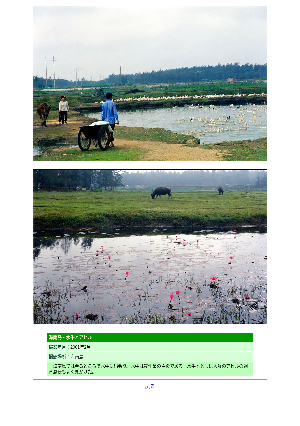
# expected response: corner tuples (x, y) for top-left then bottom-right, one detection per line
(33, 210), (267, 233)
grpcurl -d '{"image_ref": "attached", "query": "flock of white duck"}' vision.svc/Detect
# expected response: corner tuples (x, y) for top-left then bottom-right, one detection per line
(176, 104), (267, 138)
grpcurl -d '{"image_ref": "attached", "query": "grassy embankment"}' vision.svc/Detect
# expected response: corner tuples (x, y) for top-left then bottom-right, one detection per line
(33, 81), (267, 110)
(33, 190), (267, 233)
(33, 81), (267, 161)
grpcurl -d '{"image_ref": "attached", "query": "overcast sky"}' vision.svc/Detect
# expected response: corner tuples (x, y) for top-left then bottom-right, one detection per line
(33, 6), (267, 82)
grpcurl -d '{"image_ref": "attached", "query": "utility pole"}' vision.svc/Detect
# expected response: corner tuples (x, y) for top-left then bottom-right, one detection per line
(75, 68), (83, 86)
(53, 56), (57, 89)
(44, 57), (48, 88)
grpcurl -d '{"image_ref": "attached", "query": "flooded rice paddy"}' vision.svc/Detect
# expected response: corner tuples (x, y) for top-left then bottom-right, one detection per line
(89, 104), (267, 144)
(33, 230), (267, 324)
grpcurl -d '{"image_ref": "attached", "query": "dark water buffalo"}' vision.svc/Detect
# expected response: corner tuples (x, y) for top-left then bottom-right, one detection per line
(151, 187), (172, 199)
(37, 103), (51, 127)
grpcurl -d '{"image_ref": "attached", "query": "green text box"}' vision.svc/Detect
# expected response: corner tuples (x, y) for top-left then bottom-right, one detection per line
(47, 342), (253, 352)
(47, 333), (253, 343)
(48, 351), (253, 362)
(47, 362), (253, 376)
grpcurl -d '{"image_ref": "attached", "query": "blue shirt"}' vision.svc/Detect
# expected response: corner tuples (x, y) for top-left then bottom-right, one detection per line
(101, 100), (118, 123)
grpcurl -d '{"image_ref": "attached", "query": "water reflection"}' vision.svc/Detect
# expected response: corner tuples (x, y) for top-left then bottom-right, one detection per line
(33, 231), (267, 324)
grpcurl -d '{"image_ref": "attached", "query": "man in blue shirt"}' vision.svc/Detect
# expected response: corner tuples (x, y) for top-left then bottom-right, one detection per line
(101, 92), (119, 147)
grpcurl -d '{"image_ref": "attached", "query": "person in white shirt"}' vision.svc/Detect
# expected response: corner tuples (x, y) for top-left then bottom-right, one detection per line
(59, 96), (69, 124)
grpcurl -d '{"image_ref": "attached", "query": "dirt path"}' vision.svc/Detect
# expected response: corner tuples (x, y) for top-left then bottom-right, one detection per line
(113, 138), (224, 161)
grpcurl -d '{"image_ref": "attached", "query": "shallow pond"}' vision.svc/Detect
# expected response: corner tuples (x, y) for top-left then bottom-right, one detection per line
(33, 230), (267, 324)
(89, 104), (267, 144)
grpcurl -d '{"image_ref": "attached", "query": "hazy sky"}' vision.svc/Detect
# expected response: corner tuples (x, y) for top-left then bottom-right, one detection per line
(33, 6), (267, 81)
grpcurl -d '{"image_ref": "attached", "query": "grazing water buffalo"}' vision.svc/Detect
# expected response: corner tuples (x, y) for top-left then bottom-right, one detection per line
(37, 103), (51, 127)
(151, 187), (172, 199)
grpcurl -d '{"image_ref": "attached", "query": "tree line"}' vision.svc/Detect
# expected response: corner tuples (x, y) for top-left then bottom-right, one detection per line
(33, 63), (267, 89)
(33, 170), (267, 191)
(33, 170), (123, 190)
(105, 63), (267, 85)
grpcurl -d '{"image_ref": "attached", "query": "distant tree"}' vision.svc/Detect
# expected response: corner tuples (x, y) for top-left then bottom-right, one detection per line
(93, 170), (123, 190)
(255, 171), (267, 188)
(33, 76), (46, 89)
(33, 169), (124, 190)
(100, 63), (267, 85)
(94, 88), (105, 98)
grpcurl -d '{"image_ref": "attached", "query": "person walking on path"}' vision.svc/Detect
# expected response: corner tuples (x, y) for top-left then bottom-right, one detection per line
(101, 92), (119, 146)
(59, 96), (69, 124)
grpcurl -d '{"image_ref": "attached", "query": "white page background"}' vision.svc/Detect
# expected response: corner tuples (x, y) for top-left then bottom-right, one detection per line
(2, 0), (297, 423)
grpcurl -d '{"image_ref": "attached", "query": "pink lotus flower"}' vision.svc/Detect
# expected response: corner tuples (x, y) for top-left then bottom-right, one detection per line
(108, 256), (111, 260)
(170, 294), (174, 300)
(210, 277), (217, 281)
(176, 291), (181, 295)
(95, 231), (98, 234)
(125, 272), (129, 276)
(75, 313), (81, 318)
(245, 294), (250, 300)
(230, 256), (233, 259)
(187, 312), (191, 316)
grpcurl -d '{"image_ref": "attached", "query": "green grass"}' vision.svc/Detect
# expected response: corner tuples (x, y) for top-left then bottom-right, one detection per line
(206, 137), (267, 161)
(33, 190), (267, 231)
(115, 126), (198, 144)
(33, 145), (146, 161)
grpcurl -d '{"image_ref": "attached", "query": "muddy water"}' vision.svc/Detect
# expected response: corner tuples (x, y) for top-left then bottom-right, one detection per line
(33, 231), (267, 324)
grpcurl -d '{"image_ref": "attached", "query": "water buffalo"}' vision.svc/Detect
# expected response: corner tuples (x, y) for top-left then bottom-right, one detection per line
(151, 187), (172, 199)
(37, 103), (51, 127)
